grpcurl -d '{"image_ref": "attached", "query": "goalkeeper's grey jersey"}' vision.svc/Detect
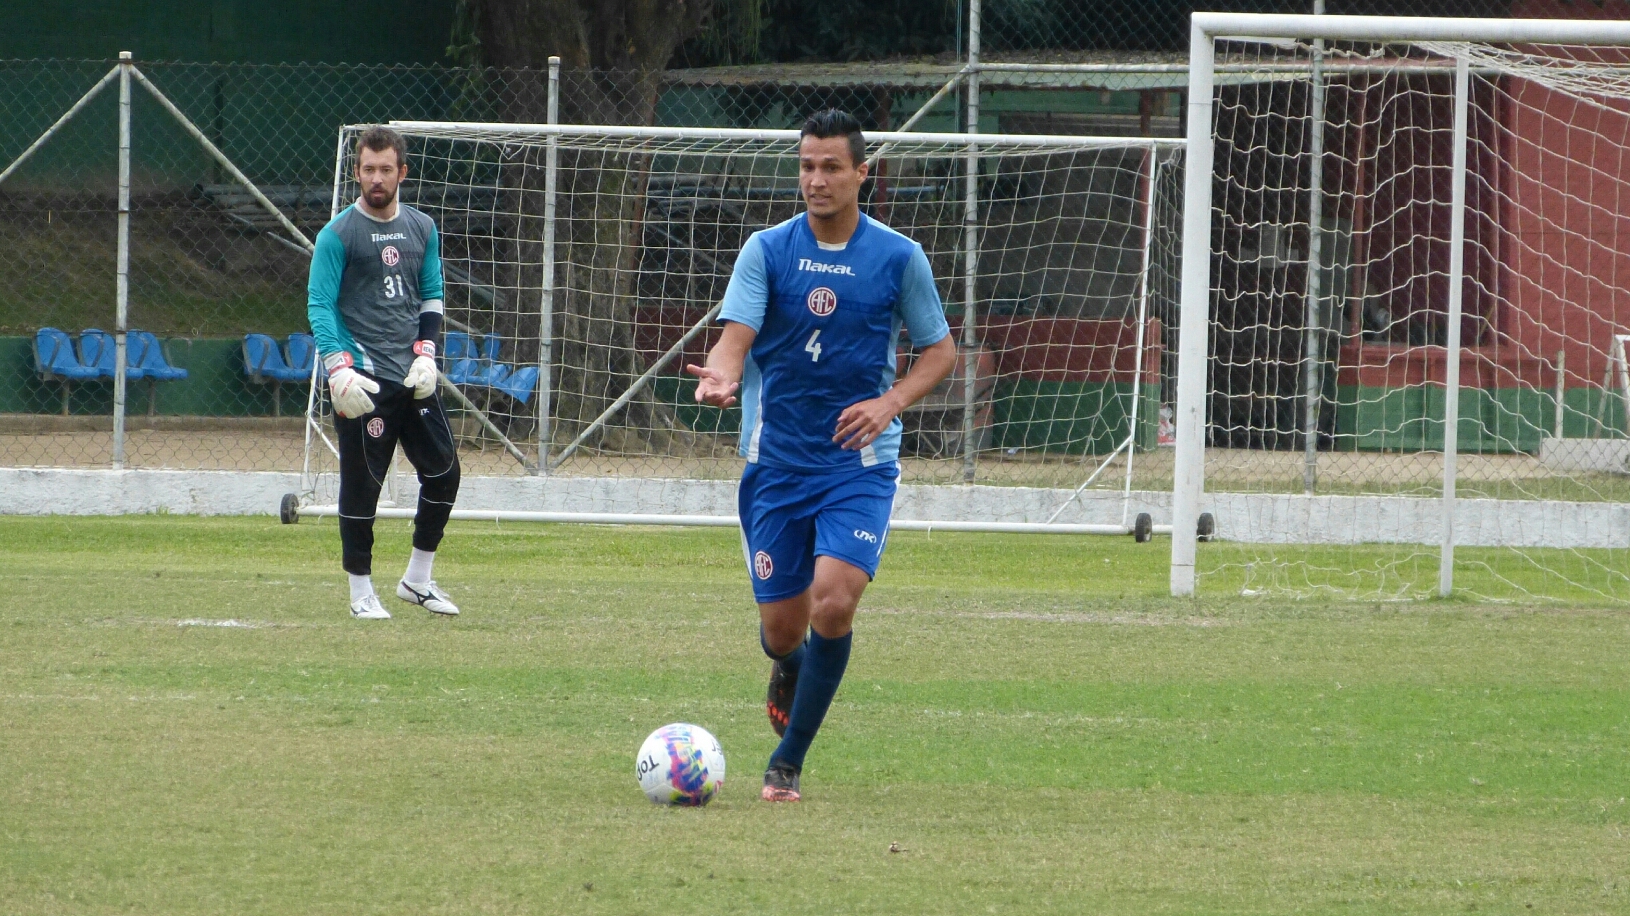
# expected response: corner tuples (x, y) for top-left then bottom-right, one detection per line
(306, 201), (445, 383)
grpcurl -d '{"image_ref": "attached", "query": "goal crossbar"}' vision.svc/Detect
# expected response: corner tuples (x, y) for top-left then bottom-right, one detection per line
(386, 121), (1185, 151)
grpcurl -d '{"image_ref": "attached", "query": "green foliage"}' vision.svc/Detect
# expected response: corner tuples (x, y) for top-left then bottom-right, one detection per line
(679, 0), (960, 66)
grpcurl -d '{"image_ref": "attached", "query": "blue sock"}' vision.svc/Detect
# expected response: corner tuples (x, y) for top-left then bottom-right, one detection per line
(770, 629), (852, 770)
(761, 624), (806, 676)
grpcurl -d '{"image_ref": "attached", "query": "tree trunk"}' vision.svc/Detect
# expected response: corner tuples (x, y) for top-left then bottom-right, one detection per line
(461, 0), (714, 455)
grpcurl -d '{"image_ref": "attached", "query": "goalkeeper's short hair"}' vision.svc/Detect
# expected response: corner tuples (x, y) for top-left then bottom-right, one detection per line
(357, 125), (408, 168)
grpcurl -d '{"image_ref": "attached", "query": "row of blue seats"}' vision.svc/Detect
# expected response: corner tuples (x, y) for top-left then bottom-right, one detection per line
(35, 327), (189, 383)
(444, 331), (539, 406)
(243, 330), (537, 405)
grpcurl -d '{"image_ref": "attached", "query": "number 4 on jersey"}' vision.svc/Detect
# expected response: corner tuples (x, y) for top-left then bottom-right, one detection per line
(804, 329), (822, 362)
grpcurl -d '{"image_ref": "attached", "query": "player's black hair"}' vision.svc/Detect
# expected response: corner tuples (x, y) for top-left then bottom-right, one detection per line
(800, 109), (866, 167)
(357, 125), (408, 168)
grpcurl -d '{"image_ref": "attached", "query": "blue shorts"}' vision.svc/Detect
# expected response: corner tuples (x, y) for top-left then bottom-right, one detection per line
(737, 461), (900, 604)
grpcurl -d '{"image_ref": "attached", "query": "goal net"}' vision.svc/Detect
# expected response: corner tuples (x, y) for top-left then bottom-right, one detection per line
(301, 123), (1184, 533)
(1173, 13), (1630, 601)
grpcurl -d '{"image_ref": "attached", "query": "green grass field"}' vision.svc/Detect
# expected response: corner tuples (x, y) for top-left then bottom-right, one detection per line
(2, 516), (1628, 915)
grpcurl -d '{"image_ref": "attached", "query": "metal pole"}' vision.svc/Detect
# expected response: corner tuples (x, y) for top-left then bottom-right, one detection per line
(536, 56), (560, 475)
(1171, 23), (1218, 597)
(1554, 349), (1565, 438)
(1302, 0), (1328, 495)
(113, 52), (132, 470)
(865, 66), (971, 169)
(960, 0), (982, 483)
(1439, 54), (1471, 599)
(1122, 146), (1160, 525)
(132, 67), (314, 251)
(0, 67), (117, 188)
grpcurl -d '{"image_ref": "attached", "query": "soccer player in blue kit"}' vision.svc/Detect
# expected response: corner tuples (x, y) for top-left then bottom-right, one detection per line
(687, 110), (957, 802)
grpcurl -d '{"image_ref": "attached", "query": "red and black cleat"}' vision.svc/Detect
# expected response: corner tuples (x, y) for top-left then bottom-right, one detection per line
(766, 658), (797, 737)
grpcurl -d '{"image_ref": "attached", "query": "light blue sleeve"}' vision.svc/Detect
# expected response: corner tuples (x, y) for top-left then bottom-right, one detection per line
(897, 244), (951, 348)
(306, 226), (350, 358)
(419, 221), (444, 306)
(717, 233), (769, 331)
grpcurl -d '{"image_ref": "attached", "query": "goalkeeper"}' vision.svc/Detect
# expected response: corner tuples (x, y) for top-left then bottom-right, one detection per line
(306, 126), (461, 620)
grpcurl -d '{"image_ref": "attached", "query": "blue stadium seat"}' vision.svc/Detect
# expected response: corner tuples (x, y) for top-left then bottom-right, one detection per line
(34, 327), (103, 416)
(34, 328), (102, 381)
(79, 329), (145, 380)
(285, 334), (316, 378)
(243, 333), (308, 383)
(493, 365), (539, 405)
(130, 331), (188, 381)
(244, 333), (308, 418)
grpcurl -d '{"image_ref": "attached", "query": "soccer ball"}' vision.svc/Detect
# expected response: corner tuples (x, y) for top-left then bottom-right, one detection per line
(636, 723), (726, 806)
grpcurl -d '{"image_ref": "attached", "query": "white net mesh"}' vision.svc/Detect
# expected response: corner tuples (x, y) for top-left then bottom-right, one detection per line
(1194, 32), (1630, 601)
(302, 125), (1184, 528)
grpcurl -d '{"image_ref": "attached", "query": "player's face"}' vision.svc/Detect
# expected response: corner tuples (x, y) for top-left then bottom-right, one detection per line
(798, 135), (867, 220)
(355, 146), (407, 211)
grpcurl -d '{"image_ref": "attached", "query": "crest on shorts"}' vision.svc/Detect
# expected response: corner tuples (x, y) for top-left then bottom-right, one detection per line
(366, 417), (385, 438)
(380, 245), (401, 267)
(753, 550), (774, 580)
(806, 286), (837, 317)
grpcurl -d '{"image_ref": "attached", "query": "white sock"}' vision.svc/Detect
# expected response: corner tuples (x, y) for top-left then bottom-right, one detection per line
(404, 548), (435, 585)
(348, 574), (375, 603)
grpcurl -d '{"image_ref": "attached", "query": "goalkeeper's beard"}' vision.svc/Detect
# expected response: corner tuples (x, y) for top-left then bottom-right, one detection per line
(363, 184), (397, 210)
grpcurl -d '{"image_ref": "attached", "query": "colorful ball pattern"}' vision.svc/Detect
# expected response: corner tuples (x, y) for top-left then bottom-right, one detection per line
(636, 723), (726, 806)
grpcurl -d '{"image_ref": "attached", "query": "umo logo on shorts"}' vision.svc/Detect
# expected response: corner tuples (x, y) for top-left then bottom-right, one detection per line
(806, 286), (837, 317)
(366, 418), (385, 438)
(753, 550), (774, 580)
(853, 529), (878, 544)
(380, 245), (401, 267)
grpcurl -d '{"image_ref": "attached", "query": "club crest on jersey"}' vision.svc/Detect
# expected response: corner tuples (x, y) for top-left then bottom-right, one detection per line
(366, 418), (385, 438)
(380, 245), (401, 267)
(753, 550), (774, 580)
(807, 286), (837, 317)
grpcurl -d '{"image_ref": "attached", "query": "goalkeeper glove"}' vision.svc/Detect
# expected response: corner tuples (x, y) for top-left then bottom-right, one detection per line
(324, 352), (379, 419)
(403, 339), (439, 399)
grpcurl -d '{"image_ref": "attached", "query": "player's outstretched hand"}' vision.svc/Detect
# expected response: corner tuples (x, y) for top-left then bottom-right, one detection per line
(685, 363), (740, 408)
(329, 366), (380, 419)
(834, 393), (903, 450)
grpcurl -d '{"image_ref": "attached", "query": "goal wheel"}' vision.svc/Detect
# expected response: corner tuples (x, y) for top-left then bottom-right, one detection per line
(1197, 511), (1215, 542)
(279, 492), (299, 525)
(1133, 512), (1153, 543)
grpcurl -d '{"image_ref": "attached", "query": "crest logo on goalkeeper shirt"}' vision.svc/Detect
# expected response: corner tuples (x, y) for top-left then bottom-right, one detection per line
(807, 287), (837, 317)
(380, 245), (401, 267)
(753, 550), (774, 580)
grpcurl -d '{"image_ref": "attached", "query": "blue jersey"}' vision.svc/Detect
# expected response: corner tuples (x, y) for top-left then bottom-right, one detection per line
(718, 213), (950, 472)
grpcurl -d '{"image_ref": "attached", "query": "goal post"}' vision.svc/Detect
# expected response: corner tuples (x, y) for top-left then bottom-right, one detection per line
(1175, 13), (1630, 600)
(298, 122), (1186, 536)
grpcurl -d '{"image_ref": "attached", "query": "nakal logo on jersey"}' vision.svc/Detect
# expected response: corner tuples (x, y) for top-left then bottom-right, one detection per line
(852, 529), (878, 544)
(807, 286), (837, 317)
(798, 258), (855, 276)
(380, 245), (401, 267)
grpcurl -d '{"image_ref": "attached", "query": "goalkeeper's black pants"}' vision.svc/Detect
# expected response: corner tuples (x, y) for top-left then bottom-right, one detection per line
(334, 376), (461, 576)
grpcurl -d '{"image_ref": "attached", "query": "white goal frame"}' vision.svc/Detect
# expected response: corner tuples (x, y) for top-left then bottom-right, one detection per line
(1172, 13), (1630, 596)
(298, 121), (1185, 538)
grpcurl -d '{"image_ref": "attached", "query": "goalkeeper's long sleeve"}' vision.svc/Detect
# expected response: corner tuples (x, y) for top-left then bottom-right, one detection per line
(306, 226), (353, 362)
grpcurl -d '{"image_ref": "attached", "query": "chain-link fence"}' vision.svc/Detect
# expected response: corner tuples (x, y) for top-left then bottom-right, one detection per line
(0, 0), (1606, 474)
(978, 0), (1552, 57)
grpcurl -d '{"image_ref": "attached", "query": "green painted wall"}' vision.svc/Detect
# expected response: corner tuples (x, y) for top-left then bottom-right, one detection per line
(1332, 384), (1627, 455)
(0, 1), (455, 64)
